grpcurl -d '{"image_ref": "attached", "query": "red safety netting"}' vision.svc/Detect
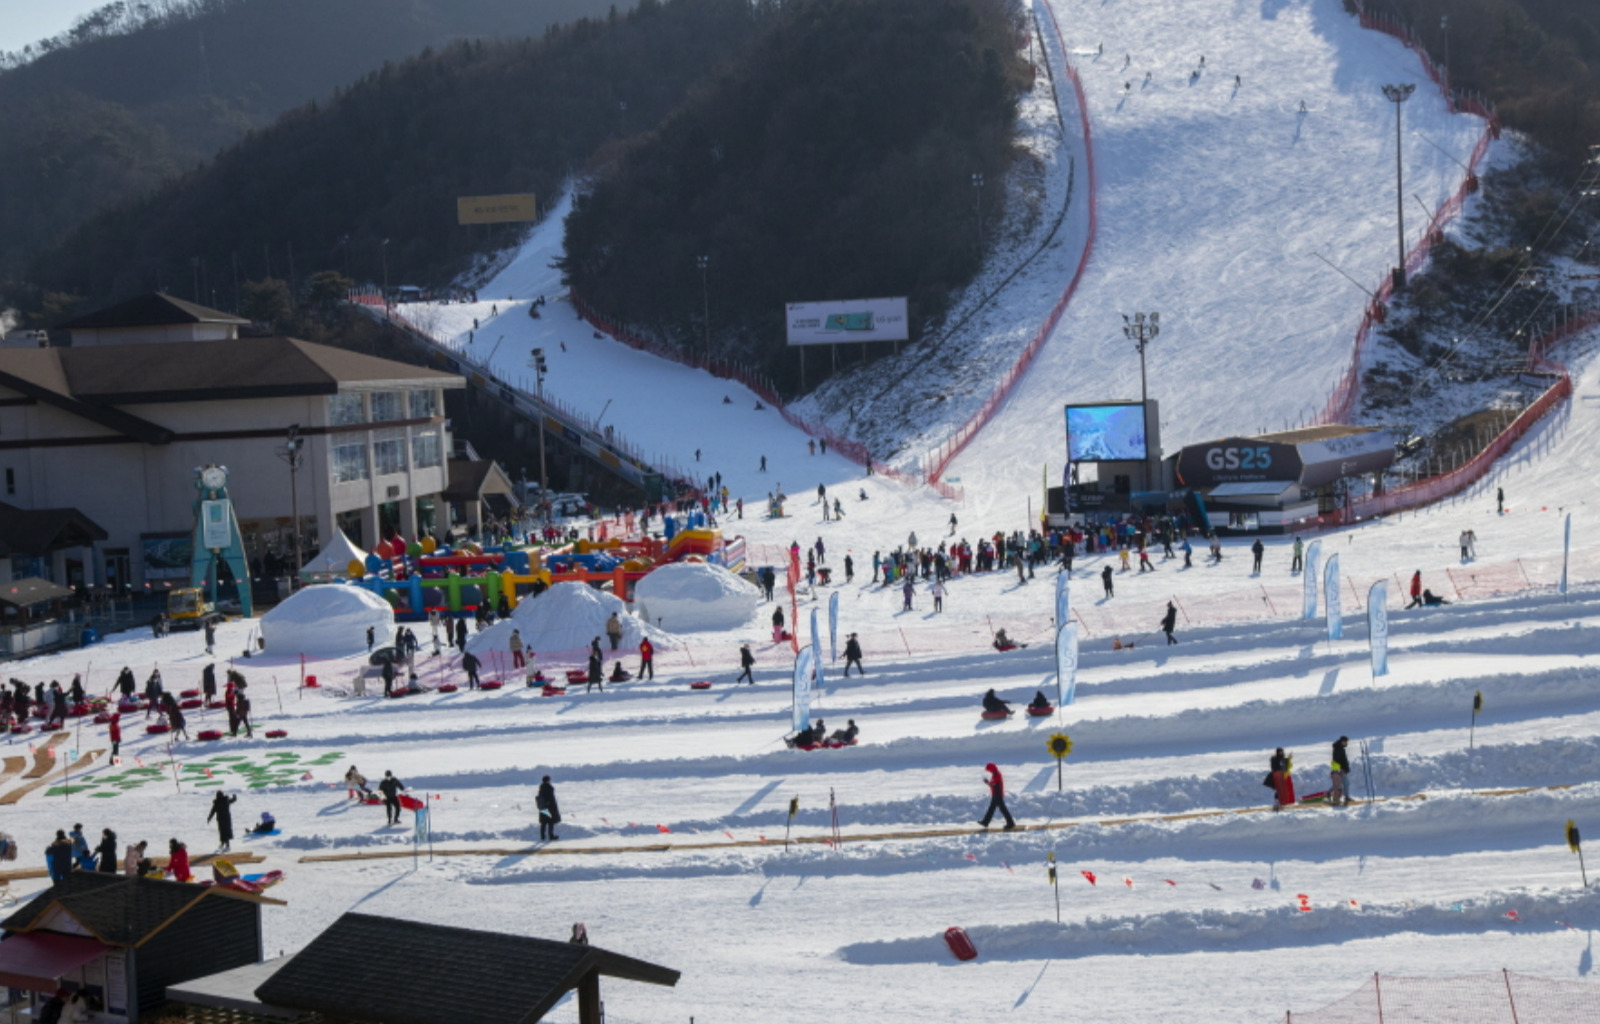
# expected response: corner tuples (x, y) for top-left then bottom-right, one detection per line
(1286, 971), (1600, 1024)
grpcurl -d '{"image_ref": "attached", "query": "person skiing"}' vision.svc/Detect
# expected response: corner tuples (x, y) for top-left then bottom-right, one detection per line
(379, 771), (406, 825)
(1181, 534), (1193, 569)
(208, 791), (237, 852)
(978, 762), (1017, 831)
(1100, 564), (1114, 598)
(606, 613), (624, 650)
(1268, 748), (1296, 810)
(1291, 536), (1304, 574)
(843, 634), (864, 677)
(537, 775), (561, 841)
(1251, 538), (1264, 574)
(1407, 570), (1424, 609)
(638, 637), (655, 680)
(1161, 601), (1178, 644)
(736, 643), (755, 684)
(1329, 736), (1351, 807)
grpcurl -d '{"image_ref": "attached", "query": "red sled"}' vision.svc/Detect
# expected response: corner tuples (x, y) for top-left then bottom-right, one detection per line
(565, 670), (588, 685)
(265, 729), (288, 739)
(93, 712), (114, 724)
(361, 796), (384, 805)
(480, 680), (504, 691)
(180, 689), (201, 699)
(179, 698), (203, 710)
(823, 738), (859, 749)
(38, 722), (62, 732)
(398, 794), (426, 811)
(8, 724), (31, 735)
(196, 729), (224, 741)
(1026, 705), (1054, 717)
(689, 681), (712, 690)
(117, 700), (142, 713)
(994, 643), (1019, 652)
(541, 685), (567, 697)
(68, 703), (91, 717)
(437, 684), (459, 693)
(205, 700), (227, 710)
(146, 723), (171, 734)
(944, 926), (979, 961)
(979, 710), (1013, 720)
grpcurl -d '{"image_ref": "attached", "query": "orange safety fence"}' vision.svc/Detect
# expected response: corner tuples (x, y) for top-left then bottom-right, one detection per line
(1286, 971), (1600, 1024)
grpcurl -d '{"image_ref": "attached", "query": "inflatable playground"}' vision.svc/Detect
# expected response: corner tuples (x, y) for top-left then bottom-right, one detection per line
(320, 513), (748, 622)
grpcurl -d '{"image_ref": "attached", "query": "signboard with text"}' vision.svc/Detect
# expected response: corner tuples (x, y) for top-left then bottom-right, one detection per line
(456, 193), (538, 225)
(785, 298), (909, 345)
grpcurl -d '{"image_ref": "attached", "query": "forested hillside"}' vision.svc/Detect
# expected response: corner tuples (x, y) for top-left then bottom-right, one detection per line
(560, 0), (1030, 391)
(0, 0), (618, 275)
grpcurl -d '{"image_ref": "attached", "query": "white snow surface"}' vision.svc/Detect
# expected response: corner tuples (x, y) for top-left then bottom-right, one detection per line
(632, 560), (761, 634)
(259, 584), (395, 658)
(463, 581), (669, 662)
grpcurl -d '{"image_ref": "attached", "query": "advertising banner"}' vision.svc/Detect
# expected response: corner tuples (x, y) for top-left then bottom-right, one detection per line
(1056, 622), (1079, 706)
(792, 647), (814, 732)
(829, 591), (839, 662)
(457, 193), (538, 224)
(1301, 540), (1321, 619)
(1368, 580), (1389, 677)
(1324, 553), (1342, 640)
(785, 298), (909, 345)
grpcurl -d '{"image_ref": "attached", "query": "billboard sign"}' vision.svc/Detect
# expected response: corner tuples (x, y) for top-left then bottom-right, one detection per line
(200, 499), (233, 550)
(1175, 437), (1302, 487)
(785, 298), (909, 345)
(1065, 403), (1148, 462)
(456, 193), (538, 225)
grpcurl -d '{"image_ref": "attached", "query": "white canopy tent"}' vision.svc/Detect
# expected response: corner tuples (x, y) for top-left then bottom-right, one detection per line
(300, 528), (368, 578)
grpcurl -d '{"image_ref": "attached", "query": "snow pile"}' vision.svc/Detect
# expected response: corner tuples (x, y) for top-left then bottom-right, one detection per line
(465, 581), (671, 657)
(260, 584), (395, 657)
(632, 561), (760, 633)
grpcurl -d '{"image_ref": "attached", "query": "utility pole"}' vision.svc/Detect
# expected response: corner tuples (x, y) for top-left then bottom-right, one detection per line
(531, 348), (549, 523)
(276, 425), (305, 589)
(1122, 312), (1160, 491)
(1440, 16), (1449, 94)
(380, 238), (391, 307)
(971, 172), (985, 252)
(696, 255), (710, 363)
(1382, 84), (1416, 290)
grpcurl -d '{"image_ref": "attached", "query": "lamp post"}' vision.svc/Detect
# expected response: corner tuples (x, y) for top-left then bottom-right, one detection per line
(1122, 312), (1160, 490)
(1440, 16), (1449, 93)
(696, 255), (710, 363)
(1382, 83), (1416, 290)
(276, 425), (305, 590)
(380, 237), (391, 307)
(971, 172), (985, 251)
(530, 348), (549, 522)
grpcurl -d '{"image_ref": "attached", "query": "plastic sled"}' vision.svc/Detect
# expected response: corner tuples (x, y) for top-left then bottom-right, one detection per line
(944, 926), (979, 961)
(361, 796), (384, 805)
(93, 712), (114, 724)
(8, 724), (30, 735)
(180, 689), (201, 699)
(795, 743), (819, 752)
(979, 710), (1013, 720)
(196, 729), (224, 741)
(437, 684), (459, 693)
(565, 670), (588, 684)
(38, 722), (62, 732)
(179, 698), (203, 710)
(994, 643), (1019, 652)
(145, 722), (171, 734)
(68, 703), (90, 717)
(117, 700), (142, 713)
(264, 729), (288, 739)
(823, 738), (859, 749)
(1026, 705), (1054, 717)
(243, 870), (285, 887)
(480, 680), (504, 691)
(689, 681), (712, 690)
(1298, 790), (1330, 804)
(541, 685), (567, 697)
(398, 794), (425, 811)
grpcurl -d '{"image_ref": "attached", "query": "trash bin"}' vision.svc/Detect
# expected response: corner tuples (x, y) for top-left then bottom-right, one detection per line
(79, 627), (99, 647)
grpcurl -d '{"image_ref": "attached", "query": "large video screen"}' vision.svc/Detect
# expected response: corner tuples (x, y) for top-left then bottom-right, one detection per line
(1066, 403), (1147, 462)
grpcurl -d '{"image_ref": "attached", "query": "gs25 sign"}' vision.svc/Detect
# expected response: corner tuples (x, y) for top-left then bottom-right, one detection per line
(1205, 446), (1272, 471)
(1177, 439), (1300, 486)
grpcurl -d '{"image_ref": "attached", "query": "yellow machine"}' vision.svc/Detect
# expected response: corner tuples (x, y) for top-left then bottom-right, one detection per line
(166, 587), (219, 629)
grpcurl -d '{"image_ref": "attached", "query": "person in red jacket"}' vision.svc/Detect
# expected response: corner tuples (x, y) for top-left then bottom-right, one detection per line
(108, 713), (122, 759)
(1407, 570), (1423, 609)
(639, 637), (654, 680)
(166, 838), (191, 882)
(978, 762), (1017, 831)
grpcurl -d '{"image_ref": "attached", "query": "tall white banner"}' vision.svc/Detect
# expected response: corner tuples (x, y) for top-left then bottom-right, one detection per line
(1301, 540), (1322, 620)
(792, 647), (814, 732)
(1367, 579), (1389, 677)
(1561, 513), (1572, 596)
(1056, 622), (1079, 706)
(828, 591), (840, 661)
(1324, 553), (1342, 641)
(810, 607), (826, 700)
(1055, 569), (1071, 630)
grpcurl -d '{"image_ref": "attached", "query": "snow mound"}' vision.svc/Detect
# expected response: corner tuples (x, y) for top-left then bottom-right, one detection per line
(632, 561), (760, 633)
(260, 584), (395, 657)
(465, 581), (671, 658)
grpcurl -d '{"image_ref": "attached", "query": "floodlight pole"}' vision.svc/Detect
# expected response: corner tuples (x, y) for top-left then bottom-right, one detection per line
(697, 255), (710, 364)
(531, 349), (550, 523)
(1382, 84), (1416, 289)
(277, 426), (305, 590)
(1122, 312), (1160, 491)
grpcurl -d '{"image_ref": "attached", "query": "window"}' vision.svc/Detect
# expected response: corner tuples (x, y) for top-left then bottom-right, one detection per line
(373, 428), (408, 476)
(370, 391), (406, 422)
(329, 393), (365, 426)
(409, 389), (440, 419)
(412, 429), (442, 469)
(332, 442), (369, 483)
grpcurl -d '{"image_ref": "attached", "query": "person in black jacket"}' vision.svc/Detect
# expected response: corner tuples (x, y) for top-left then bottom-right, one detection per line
(454, 618), (468, 652)
(1330, 736), (1352, 807)
(1251, 538), (1265, 574)
(982, 689), (1011, 715)
(202, 663), (218, 703)
(117, 666), (136, 699)
(95, 828), (118, 873)
(537, 775), (561, 841)
(736, 644), (755, 684)
(1101, 564), (1114, 598)
(45, 830), (74, 883)
(379, 771), (406, 825)
(162, 693), (188, 740)
(585, 648), (604, 693)
(381, 660), (397, 698)
(208, 791), (237, 852)
(843, 634), (864, 677)
(1161, 601), (1179, 644)
(461, 649), (481, 689)
(46, 683), (68, 727)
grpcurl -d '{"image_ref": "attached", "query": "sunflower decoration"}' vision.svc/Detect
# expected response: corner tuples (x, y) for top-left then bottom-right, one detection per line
(1047, 733), (1074, 760)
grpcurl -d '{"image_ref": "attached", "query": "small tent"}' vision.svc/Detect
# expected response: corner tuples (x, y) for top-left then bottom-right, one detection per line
(301, 529), (369, 579)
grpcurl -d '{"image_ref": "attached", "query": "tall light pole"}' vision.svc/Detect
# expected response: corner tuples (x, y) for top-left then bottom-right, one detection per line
(1382, 83), (1416, 290)
(971, 172), (985, 251)
(276, 424), (305, 589)
(1440, 15), (1449, 93)
(380, 237), (391, 307)
(1122, 312), (1160, 490)
(696, 255), (710, 362)
(531, 348), (549, 522)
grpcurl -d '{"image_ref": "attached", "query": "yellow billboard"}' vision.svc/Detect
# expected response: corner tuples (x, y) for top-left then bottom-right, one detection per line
(456, 193), (538, 225)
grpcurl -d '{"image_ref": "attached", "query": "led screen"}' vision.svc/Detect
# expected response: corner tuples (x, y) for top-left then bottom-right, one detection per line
(1066, 403), (1148, 462)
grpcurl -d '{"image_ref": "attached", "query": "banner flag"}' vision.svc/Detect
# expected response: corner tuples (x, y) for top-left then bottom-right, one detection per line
(1056, 622), (1080, 706)
(792, 647), (814, 732)
(828, 591), (840, 661)
(1324, 553), (1342, 640)
(1368, 580), (1389, 677)
(810, 607), (826, 702)
(1302, 540), (1322, 619)
(1561, 513), (1572, 596)
(1055, 570), (1071, 630)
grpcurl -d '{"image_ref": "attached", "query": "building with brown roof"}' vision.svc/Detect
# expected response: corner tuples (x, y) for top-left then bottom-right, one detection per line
(0, 294), (464, 590)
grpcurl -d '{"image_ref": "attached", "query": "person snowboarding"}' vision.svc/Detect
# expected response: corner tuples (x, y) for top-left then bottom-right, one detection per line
(639, 637), (655, 680)
(207, 791), (237, 852)
(736, 643), (755, 684)
(1161, 601), (1178, 644)
(843, 634), (864, 676)
(1407, 570), (1423, 609)
(1251, 538), (1264, 574)
(1269, 748), (1296, 810)
(977, 762), (1017, 831)
(1101, 564), (1114, 598)
(379, 771), (406, 825)
(1291, 537), (1304, 574)
(1329, 736), (1351, 807)
(537, 775), (561, 841)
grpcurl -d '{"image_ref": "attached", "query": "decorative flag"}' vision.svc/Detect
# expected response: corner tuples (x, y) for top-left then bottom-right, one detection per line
(1367, 580), (1389, 677)
(1324, 553), (1342, 640)
(1056, 621), (1080, 707)
(828, 591), (839, 662)
(1055, 569), (1071, 629)
(1561, 513), (1572, 595)
(1081, 870), (1097, 886)
(792, 646), (814, 732)
(1302, 540), (1322, 619)
(1296, 894), (1312, 912)
(810, 607), (826, 702)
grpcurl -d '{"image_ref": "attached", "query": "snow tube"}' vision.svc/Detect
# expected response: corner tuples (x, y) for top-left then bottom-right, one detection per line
(145, 723), (171, 734)
(541, 685), (567, 697)
(979, 710), (1013, 721)
(944, 926), (979, 962)
(179, 698), (203, 710)
(995, 643), (1019, 652)
(795, 743), (819, 752)
(265, 729), (288, 739)
(398, 794), (425, 811)
(117, 699), (142, 713)
(823, 738), (860, 749)
(437, 684), (459, 693)
(180, 689), (201, 699)
(479, 680), (504, 691)
(1026, 705), (1054, 717)
(68, 703), (91, 717)
(37, 722), (62, 732)
(690, 681), (712, 690)
(93, 712), (114, 724)
(205, 700), (226, 710)
(8, 724), (30, 735)
(196, 729), (224, 741)
(565, 670), (588, 684)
